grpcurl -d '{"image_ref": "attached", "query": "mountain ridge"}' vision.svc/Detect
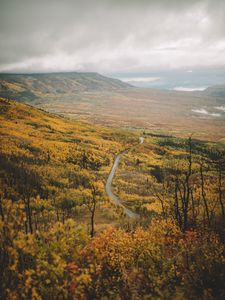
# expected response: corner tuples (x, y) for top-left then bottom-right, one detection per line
(203, 84), (225, 98)
(0, 71), (132, 102)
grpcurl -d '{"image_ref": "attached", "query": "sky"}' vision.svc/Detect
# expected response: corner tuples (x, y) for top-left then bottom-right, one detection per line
(0, 0), (225, 74)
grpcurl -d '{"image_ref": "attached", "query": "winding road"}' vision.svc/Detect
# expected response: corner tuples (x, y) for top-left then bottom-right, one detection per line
(105, 137), (144, 218)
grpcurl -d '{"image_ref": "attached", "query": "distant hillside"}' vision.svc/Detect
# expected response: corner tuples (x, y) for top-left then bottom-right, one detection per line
(203, 85), (225, 98)
(0, 72), (132, 102)
(0, 72), (224, 141)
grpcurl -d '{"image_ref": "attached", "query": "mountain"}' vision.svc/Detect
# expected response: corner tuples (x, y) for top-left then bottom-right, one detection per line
(0, 72), (132, 102)
(203, 85), (225, 98)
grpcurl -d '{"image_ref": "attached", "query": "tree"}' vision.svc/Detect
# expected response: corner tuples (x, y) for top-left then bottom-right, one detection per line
(84, 182), (103, 237)
(199, 155), (211, 227)
(209, 149), (225, 220)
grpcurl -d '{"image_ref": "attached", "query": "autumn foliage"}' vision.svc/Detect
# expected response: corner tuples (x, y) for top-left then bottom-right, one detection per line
(0, 98), (225, 299)
(1, 203), (225, 299)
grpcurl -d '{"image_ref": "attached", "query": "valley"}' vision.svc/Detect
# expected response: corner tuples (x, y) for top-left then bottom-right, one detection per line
(1, 0), (225, 298)
(1, 72), (225, 141)
(0, 73), (225, 300)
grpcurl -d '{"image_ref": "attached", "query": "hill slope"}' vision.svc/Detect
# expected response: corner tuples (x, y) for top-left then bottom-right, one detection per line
(0, 72), (132, 102)
(0, 97), (139, 227)
(1, 97), (225, 300)
(203, 85), (225, 98)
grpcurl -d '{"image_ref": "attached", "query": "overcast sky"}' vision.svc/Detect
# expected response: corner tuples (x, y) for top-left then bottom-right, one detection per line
(0, 0), (225, 74)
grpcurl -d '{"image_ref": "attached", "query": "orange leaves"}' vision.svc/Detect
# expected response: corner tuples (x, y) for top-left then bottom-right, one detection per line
(1, 199), (225, 300)
(69, 221), (177, 298)
(67, 218), (225, 299)
(0, 200), (89, 299)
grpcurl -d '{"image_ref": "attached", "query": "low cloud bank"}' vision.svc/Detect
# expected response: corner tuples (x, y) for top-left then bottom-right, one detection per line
(192, 108), (221, 117)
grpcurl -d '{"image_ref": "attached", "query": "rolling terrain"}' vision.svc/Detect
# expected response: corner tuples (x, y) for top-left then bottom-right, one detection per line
(0, 97), (139, 230)
(203, 84), (225, 98)
(1, 0), (225, 297)
(0, 72), (224, 142)
(1, 95), (225, 299)
(0, 72), (131, 102)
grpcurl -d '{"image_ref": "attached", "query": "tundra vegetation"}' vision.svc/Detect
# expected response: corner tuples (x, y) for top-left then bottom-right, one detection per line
(0, 97), (225, 299)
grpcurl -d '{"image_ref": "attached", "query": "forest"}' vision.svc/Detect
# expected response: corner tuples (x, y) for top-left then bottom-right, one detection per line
(0, 97), (225, 300)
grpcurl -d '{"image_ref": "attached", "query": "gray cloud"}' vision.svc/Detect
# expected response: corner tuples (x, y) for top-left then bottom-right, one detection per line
(0, 0), (225, 73)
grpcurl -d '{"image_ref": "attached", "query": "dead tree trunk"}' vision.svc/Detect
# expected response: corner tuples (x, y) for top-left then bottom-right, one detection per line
(218, 165), (224, 219)
(200, 162), (210, 227)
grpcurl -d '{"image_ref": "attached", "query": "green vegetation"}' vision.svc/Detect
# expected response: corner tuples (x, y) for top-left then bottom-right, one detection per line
(0, 97), (225, 299)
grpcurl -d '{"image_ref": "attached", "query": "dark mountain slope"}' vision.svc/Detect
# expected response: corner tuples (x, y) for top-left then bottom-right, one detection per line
(203, 85), (225, 98)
